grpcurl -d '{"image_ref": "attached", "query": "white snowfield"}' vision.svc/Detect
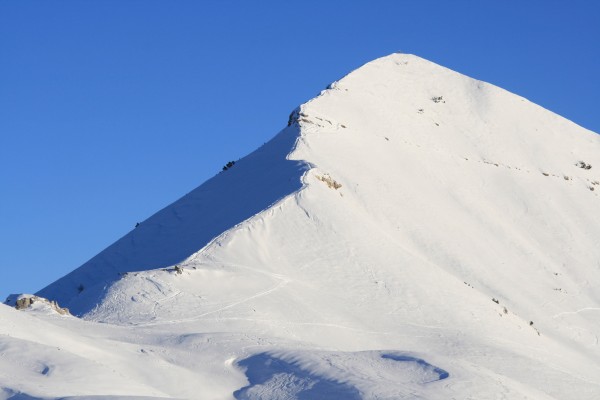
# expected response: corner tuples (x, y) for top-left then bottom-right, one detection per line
(2, 53), (600, 399)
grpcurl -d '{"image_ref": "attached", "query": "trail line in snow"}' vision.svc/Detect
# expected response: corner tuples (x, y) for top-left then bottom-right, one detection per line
(136, 271), (290, 327)
(552, 307), (600, 318)
(201, 317), (402, 337)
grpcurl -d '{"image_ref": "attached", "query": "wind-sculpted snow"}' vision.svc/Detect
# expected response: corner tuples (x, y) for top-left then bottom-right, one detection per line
(5, 54), (600, 399)
(234, 350), (449, 400)
(36, 126), (308, 316)
(380, 354), (449, 382)
(234, 353), (361, 400)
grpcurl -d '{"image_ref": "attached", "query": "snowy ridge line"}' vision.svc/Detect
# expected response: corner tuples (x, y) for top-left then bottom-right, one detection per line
(182, 121), (316, 268)
(181, 177), (312, 269)
(34, 123), (311, 316)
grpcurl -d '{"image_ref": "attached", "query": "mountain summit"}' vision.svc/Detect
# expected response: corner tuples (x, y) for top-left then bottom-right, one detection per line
(5, 54), (600, 399)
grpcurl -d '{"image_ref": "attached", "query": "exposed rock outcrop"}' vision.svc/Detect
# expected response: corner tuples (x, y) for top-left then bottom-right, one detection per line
(5, 294), (70, 315)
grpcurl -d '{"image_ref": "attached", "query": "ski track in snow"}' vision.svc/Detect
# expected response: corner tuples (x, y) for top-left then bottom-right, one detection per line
(552, 307), (600, 318)
(137, 265), (291, 327)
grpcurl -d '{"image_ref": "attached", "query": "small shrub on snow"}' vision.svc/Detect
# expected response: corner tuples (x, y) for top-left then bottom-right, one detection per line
(222, 161), (236, 171)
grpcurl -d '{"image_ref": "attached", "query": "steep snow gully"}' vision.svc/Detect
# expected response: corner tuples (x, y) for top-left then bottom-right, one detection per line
(3, 54), (600, 399)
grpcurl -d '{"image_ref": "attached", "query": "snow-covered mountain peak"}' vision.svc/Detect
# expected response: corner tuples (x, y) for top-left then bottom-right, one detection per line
(6, 54), (600, 399)
(300, 53), (598, 168)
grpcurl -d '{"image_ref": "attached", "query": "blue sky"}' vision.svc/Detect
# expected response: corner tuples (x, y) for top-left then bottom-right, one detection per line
(1, 1), (599, 298)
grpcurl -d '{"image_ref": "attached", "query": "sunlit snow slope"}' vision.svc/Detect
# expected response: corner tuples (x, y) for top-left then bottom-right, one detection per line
(4, 54), (600, 399)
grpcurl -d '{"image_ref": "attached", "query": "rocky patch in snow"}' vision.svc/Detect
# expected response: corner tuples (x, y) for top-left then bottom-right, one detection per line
(4, 294), (70, 316)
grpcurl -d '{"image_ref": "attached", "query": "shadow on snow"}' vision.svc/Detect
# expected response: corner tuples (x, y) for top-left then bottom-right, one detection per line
(234, 351), (449, 400)
(234, 353), (361, 400)
(37, 125), (308, 316)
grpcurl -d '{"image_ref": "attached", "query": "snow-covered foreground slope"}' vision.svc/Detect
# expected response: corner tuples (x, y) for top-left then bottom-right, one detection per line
(4, 54), (600, 399)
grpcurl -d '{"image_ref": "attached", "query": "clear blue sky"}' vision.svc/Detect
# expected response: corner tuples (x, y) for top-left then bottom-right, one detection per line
(1, 1), (599, 299)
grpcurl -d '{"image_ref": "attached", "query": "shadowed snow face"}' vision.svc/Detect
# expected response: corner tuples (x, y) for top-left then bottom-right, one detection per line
(36, 125), (309, 316)
(234, 350), (449, 400)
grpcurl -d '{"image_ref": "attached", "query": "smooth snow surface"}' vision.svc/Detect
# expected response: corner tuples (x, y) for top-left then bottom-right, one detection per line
(3, 54), (600, 399)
